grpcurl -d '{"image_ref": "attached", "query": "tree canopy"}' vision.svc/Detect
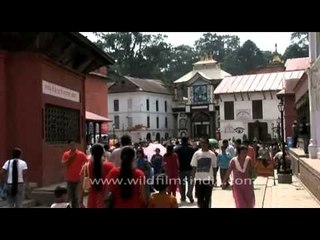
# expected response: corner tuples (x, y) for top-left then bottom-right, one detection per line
(283, 32), (309, 60)
(93, 32), (308, 82)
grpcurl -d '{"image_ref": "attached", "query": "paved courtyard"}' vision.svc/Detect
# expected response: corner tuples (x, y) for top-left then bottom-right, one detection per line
(178, 174), (320, 208)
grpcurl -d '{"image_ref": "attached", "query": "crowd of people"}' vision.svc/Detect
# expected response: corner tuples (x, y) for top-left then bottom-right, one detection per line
(0, 134), (291, 208)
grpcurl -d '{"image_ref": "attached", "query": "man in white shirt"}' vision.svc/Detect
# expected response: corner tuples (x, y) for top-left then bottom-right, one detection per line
(191, 137), (217, 208)
(1, 148), (28, 208)
(109, 135), (132, 167)
(223, 139), (235, 158)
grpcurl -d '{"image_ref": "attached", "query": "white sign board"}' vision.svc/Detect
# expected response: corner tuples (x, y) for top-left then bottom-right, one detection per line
(42, 80), (80, 103)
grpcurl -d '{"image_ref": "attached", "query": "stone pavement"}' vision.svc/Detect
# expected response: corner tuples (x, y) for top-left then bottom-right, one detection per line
(178, 174), (320, 208)
(1, 173), (319, 208)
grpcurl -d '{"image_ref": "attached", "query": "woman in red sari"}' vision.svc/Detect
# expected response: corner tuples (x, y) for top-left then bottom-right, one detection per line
(163, 145), (179, 196)
(79, 144), (115, 208)
(222, 145), (255, 208)
(106, 147), (147, 208)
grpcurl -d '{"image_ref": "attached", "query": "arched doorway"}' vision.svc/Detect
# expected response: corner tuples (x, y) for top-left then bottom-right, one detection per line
(192, 112), (210, 138)
(146, 133), (151, 142)
(180, 131), (187, 138)
(165, 132), (169, 140)
(156, 133), (161, 142)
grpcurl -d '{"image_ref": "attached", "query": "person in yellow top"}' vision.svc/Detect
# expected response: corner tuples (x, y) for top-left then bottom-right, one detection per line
(148, 174), (178, 208)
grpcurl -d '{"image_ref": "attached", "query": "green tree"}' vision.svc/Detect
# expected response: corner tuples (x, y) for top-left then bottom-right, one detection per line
(222, 40), (267, 75)
(194, 33), (240, 62)
(291, 32), (309, 46)
(164, 45), (198, 82)
(262, 51), (273, 64)
(283, 32), (309, 60)
(94, 32), (172, 79)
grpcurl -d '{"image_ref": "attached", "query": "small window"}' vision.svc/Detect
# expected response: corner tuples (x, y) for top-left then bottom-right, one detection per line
(128, 99), (132, 109)
(147, 116), (150, 128)
(252, 100), (263, 119)
(164, 101), (167, 112)
(127, 117), (133, 128)
(114, 99), (119, 112)
(156, 117), (159, 129)
(224, 101), (234, 120)
(156, 100), (159, 112)
(146, 99), (149, 111)
(114, 116), (119, 129)
(165, 117), (168, 128)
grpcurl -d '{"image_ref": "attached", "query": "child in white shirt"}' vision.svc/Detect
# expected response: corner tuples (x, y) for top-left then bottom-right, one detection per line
(51, 186), (70, 208)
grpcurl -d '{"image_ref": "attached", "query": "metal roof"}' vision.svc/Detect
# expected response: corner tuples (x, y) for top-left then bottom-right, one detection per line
(125, 77), (172, 95)
(214, 70), (305, 94)
(85, 111), (111, 122)
(285, 57), (310, 71)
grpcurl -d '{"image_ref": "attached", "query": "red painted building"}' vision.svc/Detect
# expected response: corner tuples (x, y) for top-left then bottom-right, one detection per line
(0, 32), (113, 186)
(85, 67), (111, 135)
(85, 67), (109, 118)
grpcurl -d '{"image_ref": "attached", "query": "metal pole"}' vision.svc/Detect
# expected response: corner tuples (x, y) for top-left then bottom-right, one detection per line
(281, 104), (287, 172)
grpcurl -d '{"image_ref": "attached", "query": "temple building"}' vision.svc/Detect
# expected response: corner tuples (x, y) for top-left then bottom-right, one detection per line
(172, 56), (231, 139)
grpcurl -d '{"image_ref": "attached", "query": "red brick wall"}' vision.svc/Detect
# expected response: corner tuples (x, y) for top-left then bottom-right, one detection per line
(247, 65), (285, 74)
(0, 52), (87, 187)
(5, 52), (43, 184)
(0, 51), (8, 164)
(41, 56), (86, 186)
(285, 95), (296, 139)
(85, 74), (108, 117)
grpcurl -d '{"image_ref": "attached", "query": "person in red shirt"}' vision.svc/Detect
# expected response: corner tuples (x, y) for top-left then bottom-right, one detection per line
(61, 139), (87, 208)
(106, 147), (147, 208)
(163, 145), (179, 196)
(78, 144), (115, 208)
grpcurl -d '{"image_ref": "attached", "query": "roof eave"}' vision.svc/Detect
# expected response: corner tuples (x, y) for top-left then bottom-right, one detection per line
(69, 32), (115, 65)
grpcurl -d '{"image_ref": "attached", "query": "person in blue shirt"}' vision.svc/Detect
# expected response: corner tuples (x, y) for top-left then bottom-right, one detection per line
(217, 145), (232, 188)
(136, 148), (154, 196)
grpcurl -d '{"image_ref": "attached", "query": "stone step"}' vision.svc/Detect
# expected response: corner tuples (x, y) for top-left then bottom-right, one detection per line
(31, 191), (56, 207)
(30, 182), (68, 206)
(0, 199), (37, 208)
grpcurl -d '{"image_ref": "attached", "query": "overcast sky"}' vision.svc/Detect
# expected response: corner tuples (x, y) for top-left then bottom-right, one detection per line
(81, 32), (293, 54)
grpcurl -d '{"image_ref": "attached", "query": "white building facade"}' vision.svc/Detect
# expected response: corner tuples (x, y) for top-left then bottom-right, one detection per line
(108, 77), (174, 143)
(308, 32), (320, 158)
(214, 71), (304, 142)
(219, 92), (281, 141)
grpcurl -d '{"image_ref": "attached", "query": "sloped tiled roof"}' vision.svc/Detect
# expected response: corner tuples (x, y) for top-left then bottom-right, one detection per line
(214, 70), (305, 94)
(174, 68), (231, 83)
(126, 76), (172, 95)
(285, 57), (310, 71)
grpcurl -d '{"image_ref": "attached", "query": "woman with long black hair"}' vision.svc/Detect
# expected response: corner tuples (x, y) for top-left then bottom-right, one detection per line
(1, 148), (28, 208)
(107, 147), (147, 208)
(79, 144), (115, 208)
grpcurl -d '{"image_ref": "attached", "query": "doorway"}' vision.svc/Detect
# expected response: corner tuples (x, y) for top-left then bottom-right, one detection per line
(248, 121), (268, 142)
(192, 111), (210, 139)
